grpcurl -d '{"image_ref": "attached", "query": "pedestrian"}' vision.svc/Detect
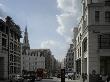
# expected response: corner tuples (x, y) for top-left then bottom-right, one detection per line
(107, 74), (110, 82)
(97, 74), (103, 82)
(82, 73), (87, 82)
(102, 74), (108, 82)
(89, 70), (97, 82)
(31, 75), (36, 82)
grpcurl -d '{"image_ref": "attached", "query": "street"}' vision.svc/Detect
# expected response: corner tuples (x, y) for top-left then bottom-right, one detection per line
(0, 77), (81, 82)
(27, 77), (81, 82)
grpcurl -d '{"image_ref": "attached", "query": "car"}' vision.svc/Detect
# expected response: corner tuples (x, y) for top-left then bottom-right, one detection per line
(13, 75), (24, 82)
(65, 74), (68, 78)
(23, 75), (32, 82)
(35, 77), (42, 81)
(57, 74), (61, 78)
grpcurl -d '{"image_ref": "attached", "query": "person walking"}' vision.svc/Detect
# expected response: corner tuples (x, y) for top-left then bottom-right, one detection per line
(107, 74), (110, 82)
(89, 70), (97, 82)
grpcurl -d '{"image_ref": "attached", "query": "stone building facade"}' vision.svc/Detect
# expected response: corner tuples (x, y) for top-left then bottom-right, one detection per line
(22, 49), (45, 71)
(0, 16), (22, 79)
(73, 0), (110, 81)
(65, 44), (74, 73)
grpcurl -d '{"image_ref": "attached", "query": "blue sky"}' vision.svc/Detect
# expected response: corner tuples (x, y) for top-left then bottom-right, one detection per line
(0, 0), (81, 61)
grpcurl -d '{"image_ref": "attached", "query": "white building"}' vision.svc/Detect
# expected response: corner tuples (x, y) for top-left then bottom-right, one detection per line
(22, 49), (45, 71)
(22, 27), (52, 77)
(73, 0), (110, 81)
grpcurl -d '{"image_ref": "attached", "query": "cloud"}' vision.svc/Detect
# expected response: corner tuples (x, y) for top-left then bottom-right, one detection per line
(0, 3), (7, 18)
(57, 0), (76, 13)
(56, 0), (81, 43)
(41, 40), (57, 49)
(40, 40), (69, 61)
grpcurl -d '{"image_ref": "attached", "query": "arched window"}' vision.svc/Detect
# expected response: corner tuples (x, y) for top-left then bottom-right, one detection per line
(82, 37), (87, 52)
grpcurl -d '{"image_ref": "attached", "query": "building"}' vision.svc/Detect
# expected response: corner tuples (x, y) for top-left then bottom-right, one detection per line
(73, 0), (110, 81)
(65, 44), (74, 73)
(22, 49), (45, 71)
(22, 27), (52, 77)
(0, 16), (22, 79)
(51, 55), (57, 76)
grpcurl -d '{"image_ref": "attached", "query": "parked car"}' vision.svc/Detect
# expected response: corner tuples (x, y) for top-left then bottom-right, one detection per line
(13, 75), (24, 82)
(65, 74), (68, 78)
(23, 75), (32, 82)
(67, 73), (74, 80)
(57, 74), (61, 78)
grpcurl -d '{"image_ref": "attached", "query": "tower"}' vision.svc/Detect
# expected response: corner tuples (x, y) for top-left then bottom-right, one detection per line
(23, 26), (30, 50)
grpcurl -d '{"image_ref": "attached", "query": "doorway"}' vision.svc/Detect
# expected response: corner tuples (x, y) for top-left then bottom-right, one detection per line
(100, 56), (110, 75)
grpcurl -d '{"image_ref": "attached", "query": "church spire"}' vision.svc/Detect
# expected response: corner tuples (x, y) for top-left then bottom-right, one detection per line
(23, 26), (30, 50)
(25, 26), (27, 32)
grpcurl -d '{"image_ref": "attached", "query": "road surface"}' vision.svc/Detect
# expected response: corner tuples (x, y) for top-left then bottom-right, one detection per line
(33, 77), (80, 82)
(0, 77), (81, 82)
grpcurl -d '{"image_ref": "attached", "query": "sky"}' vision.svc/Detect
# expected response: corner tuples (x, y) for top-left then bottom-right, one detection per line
(0, 0), (81, 61)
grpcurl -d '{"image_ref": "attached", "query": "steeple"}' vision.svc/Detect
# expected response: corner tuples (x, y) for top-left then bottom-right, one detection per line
(23, 26), (30, 50)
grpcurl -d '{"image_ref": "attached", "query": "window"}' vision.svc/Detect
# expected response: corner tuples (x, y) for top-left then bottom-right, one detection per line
(10, 54), (13, 62)
(78, 37), (79, 42)
(105, 11), (110, 22)
(98, 34), (110, 49)
(78, 49), (79, 57)
(10, 66), (13, 74)
(80, 34), (81, 40)
(105, 0), (110, 6)
(10, 43), (13, 50)
(2, 38), (7, 47)
(69, 58), (71, 61)
(95, 11), (100, 22)
(80, 47), (81, 57)
(83, 38), (87, 52)
(14, 44), (17, 51)
(14, 67), (17, 73)
(35, 62), (37, 65)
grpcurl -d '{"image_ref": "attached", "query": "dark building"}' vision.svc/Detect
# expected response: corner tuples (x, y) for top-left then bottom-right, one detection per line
(0, 16), (22, 80)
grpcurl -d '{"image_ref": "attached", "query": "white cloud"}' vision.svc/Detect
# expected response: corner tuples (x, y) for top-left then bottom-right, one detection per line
(40, 40), (69, 61)
(57, 0), (76, 13)
(56, 0), (81, 43)
(41, 40), (57, 49)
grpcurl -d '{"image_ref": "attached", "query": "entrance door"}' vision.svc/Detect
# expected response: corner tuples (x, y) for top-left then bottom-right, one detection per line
(100, 56), (110, 75)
